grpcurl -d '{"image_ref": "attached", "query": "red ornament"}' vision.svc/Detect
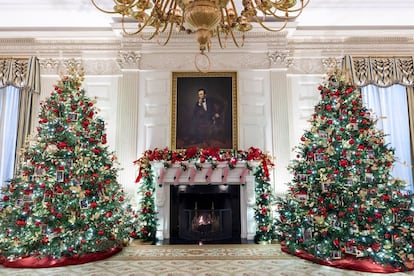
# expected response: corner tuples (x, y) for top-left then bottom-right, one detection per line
(338, 211), (346, 218)
(260, 226), (268, 232)
(381, 194), (390, 201)
(42, 237), (49, 245)
(374, 212), (382, 219)
(98, 230), (105, 236)
(371, 243), (381, 251)
(90, 202), (98, 208)
(339, 159), (348, 167)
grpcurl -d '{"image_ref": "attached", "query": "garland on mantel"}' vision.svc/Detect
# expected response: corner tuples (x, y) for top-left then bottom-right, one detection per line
(133, 147), (276, 243)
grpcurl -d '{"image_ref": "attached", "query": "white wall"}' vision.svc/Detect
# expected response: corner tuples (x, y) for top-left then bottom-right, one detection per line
(37, 57), (337, 206)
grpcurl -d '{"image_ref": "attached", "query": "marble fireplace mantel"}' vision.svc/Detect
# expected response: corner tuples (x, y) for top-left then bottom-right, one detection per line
(151, 161), (259, 241)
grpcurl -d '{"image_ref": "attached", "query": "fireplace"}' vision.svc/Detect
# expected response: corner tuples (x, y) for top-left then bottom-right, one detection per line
(170, 185), (240, 244)
(152, 161), (258, 243)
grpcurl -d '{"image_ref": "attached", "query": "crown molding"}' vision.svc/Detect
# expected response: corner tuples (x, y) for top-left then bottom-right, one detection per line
(0, 30), (413, 74)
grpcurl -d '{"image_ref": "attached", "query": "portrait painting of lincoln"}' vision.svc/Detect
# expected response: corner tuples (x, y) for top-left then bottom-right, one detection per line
(172, 72), (237, 150)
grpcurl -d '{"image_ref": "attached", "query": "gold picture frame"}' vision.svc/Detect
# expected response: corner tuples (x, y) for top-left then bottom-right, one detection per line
(171, 72), (238, 150)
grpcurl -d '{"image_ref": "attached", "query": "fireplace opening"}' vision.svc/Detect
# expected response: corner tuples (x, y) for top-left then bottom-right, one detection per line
(170, 184), (241, 244)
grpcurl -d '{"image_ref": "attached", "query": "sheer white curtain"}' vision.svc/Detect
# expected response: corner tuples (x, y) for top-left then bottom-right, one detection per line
(361, 84), (413, 193)
(0, 86), (20, 189)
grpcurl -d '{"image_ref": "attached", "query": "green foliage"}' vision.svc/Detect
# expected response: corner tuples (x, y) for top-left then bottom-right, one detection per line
(136, 166), (157, 242)
(274, 70), (414, 269)
(0, 67), (136, 260)
(254, 166), (276, 243)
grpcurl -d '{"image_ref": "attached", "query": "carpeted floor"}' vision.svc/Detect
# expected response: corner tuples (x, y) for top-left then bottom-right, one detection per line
(1, 241), (413, 276)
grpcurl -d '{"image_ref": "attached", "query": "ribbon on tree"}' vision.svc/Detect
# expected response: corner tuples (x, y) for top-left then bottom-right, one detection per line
(135, 169), (142, 183)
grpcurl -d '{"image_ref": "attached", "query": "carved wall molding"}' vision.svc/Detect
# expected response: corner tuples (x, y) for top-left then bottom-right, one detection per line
(268, 50), (293, 68)
(322, 57), (343, 72)
(39, 58), (121, 76)
(139, 52), (270, 70)
(0, 32), (413, 75)
(288, 58), (326, 74)
(117, 51), (141, 70)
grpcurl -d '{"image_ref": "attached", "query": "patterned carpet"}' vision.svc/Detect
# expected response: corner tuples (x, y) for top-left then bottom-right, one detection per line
(1, 241), (412, 276)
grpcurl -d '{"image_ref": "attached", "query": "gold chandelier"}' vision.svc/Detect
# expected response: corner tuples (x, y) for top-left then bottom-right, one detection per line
(91, 0), (309, 70)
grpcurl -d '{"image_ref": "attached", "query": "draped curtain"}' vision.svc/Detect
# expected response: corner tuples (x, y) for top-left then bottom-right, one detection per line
(361, 85), (413, 192)
(343, 55), (414, 192)
(0, 87), (20, 187)
(0, 56), (40, 187)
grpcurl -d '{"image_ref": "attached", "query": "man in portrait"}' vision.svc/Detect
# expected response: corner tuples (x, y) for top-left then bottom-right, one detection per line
(191, 88), (225, 146)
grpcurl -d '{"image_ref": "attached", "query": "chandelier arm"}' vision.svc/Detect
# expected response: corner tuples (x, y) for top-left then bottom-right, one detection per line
(228, 28), (241, 48)
(216, 7), (227, 49)
(253, 0), (309, 20)
(217, 27), (224, 49)
(156, 23), (174, 46)
(277, 0), (310, 14)
(195, 52), (211, 73)
(270, 5), (306, 20)
(120, 13), (153, 36)
(160, 0), (172, 17)
(90, 0), (138, 14)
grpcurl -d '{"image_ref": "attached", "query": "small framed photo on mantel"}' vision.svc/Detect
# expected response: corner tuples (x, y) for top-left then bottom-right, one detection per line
(171, 72), (238, 150)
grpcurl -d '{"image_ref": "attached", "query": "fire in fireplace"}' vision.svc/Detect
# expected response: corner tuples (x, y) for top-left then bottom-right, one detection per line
(170, 184), (241, 244)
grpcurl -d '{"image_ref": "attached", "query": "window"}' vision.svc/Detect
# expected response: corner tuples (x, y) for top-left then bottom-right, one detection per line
(0, 86), (20, 189)
(361, 84), (413, 193)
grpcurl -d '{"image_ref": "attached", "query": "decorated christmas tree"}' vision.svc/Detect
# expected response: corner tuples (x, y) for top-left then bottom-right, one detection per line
(275, 70), (414, 273)
(0, 66), (137, 268)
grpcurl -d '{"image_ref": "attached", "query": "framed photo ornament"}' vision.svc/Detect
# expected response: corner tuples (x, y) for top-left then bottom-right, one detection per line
(171, 72), (238, 150)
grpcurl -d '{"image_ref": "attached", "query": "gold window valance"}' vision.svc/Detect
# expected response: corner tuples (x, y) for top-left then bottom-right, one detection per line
(343, 55), (414, 88)
(0, 56), (40, 93)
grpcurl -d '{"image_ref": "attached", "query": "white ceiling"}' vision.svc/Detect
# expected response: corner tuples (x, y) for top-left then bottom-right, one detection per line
(1, 0), (413, 31)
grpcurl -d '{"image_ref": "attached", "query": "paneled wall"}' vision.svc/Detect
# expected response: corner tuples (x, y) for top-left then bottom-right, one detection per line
(36, 57), (340, 205)
(288, 74), (323, 157)
(238, 70), (272, 150)
(137, 71), (171, 152)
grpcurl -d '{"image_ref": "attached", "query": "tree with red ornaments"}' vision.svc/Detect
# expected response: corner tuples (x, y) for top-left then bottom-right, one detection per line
(0, 66), (136, 267)
(275, 70), (414, 272)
